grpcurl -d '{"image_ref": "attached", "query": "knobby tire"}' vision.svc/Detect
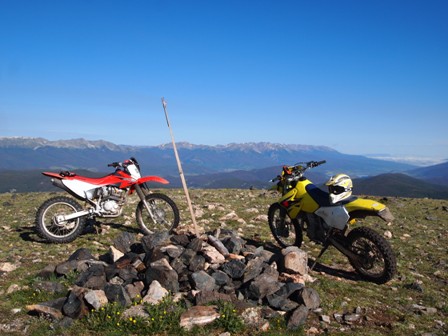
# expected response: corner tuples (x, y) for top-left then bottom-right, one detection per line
(136, 193), (180, 235)
(268, 203), (303, 248)
(35, 196), (86, 243)
(346, 226), (396, 284)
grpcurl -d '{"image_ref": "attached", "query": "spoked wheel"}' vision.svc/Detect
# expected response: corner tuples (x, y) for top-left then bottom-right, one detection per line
(268, 203), (303, 248)
(346, 227), (396, 284)
(35, 196), (86, 243)
(136, 193), (180, 235)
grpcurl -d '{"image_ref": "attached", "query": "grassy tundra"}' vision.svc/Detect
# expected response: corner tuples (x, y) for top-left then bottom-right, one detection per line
(0, 189), (447, 335)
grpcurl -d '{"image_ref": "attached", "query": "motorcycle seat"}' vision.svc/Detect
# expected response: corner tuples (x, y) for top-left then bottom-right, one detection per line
(61, 172), (121, 185)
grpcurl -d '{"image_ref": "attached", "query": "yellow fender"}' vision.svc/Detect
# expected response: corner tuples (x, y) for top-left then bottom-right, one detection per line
(345, 198), (394, 223)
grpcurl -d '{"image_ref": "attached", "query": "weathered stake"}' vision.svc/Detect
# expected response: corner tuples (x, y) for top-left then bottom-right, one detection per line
(161, 97), (199, 236)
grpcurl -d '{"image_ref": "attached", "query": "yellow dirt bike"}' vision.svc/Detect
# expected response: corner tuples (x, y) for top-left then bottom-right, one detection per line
(268, 160), (396, 284)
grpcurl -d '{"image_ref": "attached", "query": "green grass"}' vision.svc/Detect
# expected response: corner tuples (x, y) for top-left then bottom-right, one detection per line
(0, 190), (447, 335)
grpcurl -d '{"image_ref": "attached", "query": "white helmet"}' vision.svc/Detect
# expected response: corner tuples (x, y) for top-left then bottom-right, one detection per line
(326, 174), (353, 204)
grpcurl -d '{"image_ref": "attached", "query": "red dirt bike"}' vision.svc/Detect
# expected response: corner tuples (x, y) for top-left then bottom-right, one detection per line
(35, 157), (179, 243)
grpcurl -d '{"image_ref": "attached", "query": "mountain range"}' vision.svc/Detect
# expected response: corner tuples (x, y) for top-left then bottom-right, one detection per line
(1, 137), (447, 199)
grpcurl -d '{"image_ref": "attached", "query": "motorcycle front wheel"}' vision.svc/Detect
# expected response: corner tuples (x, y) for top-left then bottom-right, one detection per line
(35, 196), (86, 243)
(136, 193), (180, 235)
(346, 226), (396, 284)
(268, 203), (303, 248)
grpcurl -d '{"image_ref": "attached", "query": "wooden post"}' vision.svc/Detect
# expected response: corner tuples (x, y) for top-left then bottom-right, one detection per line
(161, 97), (199, 237)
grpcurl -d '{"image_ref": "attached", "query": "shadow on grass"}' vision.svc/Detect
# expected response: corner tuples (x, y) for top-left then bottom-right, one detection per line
(18, 220), (141, 243)
(307, 259), (362, 282)
(245, 237), (362, 283)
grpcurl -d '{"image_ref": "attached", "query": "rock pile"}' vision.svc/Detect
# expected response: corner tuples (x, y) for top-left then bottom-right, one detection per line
(27, 230), (320, 331)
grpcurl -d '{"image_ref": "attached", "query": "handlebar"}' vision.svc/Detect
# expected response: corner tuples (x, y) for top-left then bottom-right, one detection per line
(107, 157), (138, 169)
(309, 160), (326, 168)
(292, 160), (326, 170)
(270, 160), (326, 182)
(108, 162), (122, 168)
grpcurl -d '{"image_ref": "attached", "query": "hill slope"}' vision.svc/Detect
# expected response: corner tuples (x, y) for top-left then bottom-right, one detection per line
(407, 161), (448, 186)
(353, 173), (448, 199)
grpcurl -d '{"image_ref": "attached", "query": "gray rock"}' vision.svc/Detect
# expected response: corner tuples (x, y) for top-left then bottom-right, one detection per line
(287, 305), (309, 330)
(26, 297), (66, 320)
(195, 290), (235, 306)
(207, 235), (230, 257)
(37, 264), (56, 279)
(296, 287), (320, 310)
(191, 270), (216, 292)
(254, 246), (276, 263)
(55, 260), (79, 276)
(117, 266), (138, 285)
(222, 236), (245, 254)
(243, 257), (265, 283)
(189, 254), (206, 272)
(113, 232), (136, 253)
(282, 247), (308, 275)
(170, 234), (191, 247)
(222, 259), (246, 279)
(145, 258), (179, 293)
(84, 289), (108, 310)
(141, 232), (171, 252)
(171, 257), (187, 275)
(188, 237), (204, 252)
(104, 283), (131, 307)
(142, 280), (169, 304)
(109, 246), (124, 262)
(202, 243), (226, 264)
(125, 281), (144, 300)
(62, 286), (88, 318)
(248, 272), (282, 300)
(241, 306), (268, 328)
(161, 244), (185, 258)
(180, 305), (220, 331)
(267, 282), (304, 310)
(68, 248), (95, 262)
(212, 270), (230, 286)
(123, 304), (150, 318)
(344, 313), (361, 323)
(75, 264), (106, 289)
(180, 248), (197, 267)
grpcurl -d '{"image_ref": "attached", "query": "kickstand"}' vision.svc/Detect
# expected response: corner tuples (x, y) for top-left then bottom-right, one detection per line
(310, 243), (330, 271)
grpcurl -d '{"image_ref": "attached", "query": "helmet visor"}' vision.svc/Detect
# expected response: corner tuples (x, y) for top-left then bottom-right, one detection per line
(329, 185), (347, 195)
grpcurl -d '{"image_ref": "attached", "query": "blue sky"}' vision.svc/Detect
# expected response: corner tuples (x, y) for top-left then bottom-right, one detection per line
(1, 0), (447, 164)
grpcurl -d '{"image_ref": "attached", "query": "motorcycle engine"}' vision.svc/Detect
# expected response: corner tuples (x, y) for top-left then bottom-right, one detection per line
(305, 214), (329, 244)
(97, 186), (124, 215)
(103, 200), (120, 214)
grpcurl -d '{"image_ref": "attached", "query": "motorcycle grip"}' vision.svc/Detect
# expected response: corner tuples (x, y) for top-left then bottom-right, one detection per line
(310, 160), (326, 168)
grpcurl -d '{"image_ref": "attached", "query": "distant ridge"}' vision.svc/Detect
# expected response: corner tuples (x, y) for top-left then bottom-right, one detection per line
(0, 136), (124, 150)
(0, 137), (415, 176)
(0, 137), (336, 152)
(6, 137), (448, 197)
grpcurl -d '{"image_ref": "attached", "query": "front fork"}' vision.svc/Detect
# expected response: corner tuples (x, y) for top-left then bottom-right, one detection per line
(135, 184), (155, 218)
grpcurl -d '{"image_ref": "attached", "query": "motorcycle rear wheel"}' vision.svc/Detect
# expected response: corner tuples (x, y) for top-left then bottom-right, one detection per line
(268, 203), (303, 248)
(35, 196), (86, 243)
(136, 193), (180, 235)
(346, 226), (396, 284)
